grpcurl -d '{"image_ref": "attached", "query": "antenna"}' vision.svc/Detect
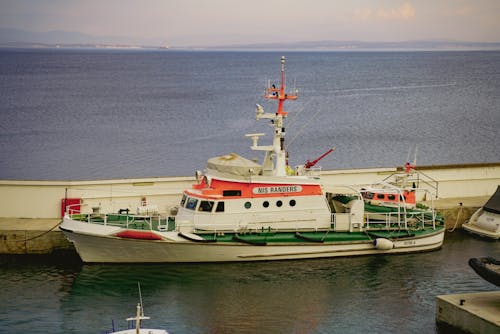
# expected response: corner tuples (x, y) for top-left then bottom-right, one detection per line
(413, 145), (418, 166)
(138, 282), (144, 317)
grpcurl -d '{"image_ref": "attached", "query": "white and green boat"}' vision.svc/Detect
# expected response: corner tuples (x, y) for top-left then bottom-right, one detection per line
(60, 57), (445, 263)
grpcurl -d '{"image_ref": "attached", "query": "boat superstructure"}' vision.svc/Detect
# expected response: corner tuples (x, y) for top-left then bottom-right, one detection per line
(60, 56), (445, 263)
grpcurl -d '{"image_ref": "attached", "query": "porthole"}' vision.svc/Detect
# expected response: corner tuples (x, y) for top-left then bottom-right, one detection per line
(244, 201), (252, 209)
(276, 200), (283, 207)
(263, 201), (269, 208)
(289, 199), (296, 207)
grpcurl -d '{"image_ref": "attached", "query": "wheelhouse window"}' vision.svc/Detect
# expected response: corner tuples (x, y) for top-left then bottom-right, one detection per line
(215, 201), (225, 212)
(185, 197), (198, 210)
(198, 200), (214, 212)
(180, 194), (187, 207)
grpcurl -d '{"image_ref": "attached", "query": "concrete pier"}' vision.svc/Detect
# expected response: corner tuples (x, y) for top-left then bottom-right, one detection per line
(0, 218), (73, 254)
(436, 291), (500, 334)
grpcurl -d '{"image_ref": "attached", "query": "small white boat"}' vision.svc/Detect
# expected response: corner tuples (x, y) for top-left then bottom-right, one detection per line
(103, 283), (168, 334)
(463, 185), (500, 239)
(61, 56), (445, 263)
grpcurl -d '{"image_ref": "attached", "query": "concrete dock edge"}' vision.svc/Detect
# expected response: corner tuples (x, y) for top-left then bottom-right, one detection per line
(436, 291), (500, 334)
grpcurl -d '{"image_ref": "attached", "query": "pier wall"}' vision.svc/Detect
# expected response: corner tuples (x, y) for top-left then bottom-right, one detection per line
(436, 291), (500, 334)
(1, 163), (499, 219)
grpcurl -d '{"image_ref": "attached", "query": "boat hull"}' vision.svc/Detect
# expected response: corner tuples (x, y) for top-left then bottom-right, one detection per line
(462, 208), (500, 239)
(60, 219), (445, 263)
(468, 257), (500, 287)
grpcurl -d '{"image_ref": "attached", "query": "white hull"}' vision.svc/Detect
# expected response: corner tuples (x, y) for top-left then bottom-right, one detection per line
(462, 208), (500, 239)
(61, 218), (444, 263)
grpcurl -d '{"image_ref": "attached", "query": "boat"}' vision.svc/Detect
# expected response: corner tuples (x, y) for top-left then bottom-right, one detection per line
(60, 56), (445, 263)
(468, 257), (500, 287)
(359, 182), (444, 225)
(359, 154), (444, 225)
(103, 283), (168, 334)
(462, 185), (500, 239)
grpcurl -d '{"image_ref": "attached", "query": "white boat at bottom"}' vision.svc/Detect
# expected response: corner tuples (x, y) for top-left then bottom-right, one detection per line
(103, 283), (168, 334)
(60, 56), (445, 263)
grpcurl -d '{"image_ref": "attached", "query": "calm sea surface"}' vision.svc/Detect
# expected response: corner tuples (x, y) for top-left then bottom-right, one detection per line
(0, 232), (499, 334)
(0, 49), (499, 333)
(0, 49), (499, 180)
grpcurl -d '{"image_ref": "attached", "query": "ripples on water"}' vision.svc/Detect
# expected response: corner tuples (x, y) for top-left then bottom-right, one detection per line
(0, 50), (499, 180)
(0, 232), (498, 333)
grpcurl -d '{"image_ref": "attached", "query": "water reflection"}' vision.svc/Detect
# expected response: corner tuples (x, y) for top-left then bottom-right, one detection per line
(1, 232), (498, 334)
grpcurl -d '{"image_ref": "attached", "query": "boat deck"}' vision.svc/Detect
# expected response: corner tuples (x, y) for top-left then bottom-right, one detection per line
(70, 212), (442, 245)
(71, 213), (176, 231)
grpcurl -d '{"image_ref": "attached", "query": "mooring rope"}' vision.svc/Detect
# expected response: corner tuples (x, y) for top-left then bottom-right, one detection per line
(447, 203), (463, 232)
(17, 220), (63, 242)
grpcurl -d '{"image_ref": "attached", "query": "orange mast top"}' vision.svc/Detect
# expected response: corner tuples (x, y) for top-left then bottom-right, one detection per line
(265, 56), (297, 116)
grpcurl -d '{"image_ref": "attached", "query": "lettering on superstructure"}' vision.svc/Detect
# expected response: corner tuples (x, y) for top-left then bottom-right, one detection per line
(252, 185), (303, 195)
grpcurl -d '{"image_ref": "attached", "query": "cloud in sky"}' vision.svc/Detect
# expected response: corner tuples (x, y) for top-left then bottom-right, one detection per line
(0, 0), (499, 46)
(354, 2), (416, 21)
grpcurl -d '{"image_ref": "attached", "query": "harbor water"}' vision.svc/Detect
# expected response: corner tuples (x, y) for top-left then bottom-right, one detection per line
(0, 231), (499, 333)
(0, 49), (499, 180)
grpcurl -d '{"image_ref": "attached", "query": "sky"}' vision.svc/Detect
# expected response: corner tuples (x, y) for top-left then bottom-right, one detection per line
(1, 0), (499, 46)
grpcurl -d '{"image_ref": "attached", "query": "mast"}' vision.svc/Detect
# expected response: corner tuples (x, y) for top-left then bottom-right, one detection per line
(247, 56), (298, 176)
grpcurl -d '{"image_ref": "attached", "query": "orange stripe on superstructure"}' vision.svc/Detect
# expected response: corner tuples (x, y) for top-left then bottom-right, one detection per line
(187, 178), (323, 199)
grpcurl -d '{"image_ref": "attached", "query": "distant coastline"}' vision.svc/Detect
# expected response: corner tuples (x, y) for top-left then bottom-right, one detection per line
(2, 41), (500, 52)
(1, 27), (500, 51)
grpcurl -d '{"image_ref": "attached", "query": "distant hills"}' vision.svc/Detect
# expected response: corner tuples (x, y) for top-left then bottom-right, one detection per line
(0, 28), (167, 49)
(1, 27), (500, 51)
(213, 40), (500, 51)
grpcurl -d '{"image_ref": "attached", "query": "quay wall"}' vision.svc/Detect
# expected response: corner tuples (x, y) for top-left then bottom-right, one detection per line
(1, 163), (499, 219)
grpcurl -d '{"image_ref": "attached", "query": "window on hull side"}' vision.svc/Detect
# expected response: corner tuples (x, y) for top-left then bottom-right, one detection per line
(180, 194), (187, 207)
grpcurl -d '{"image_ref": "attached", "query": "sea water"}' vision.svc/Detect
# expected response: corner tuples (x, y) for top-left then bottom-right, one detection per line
(1, 49), (500, 334)
(0, 49), (499, 180)
(0, 232), (499, 333)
